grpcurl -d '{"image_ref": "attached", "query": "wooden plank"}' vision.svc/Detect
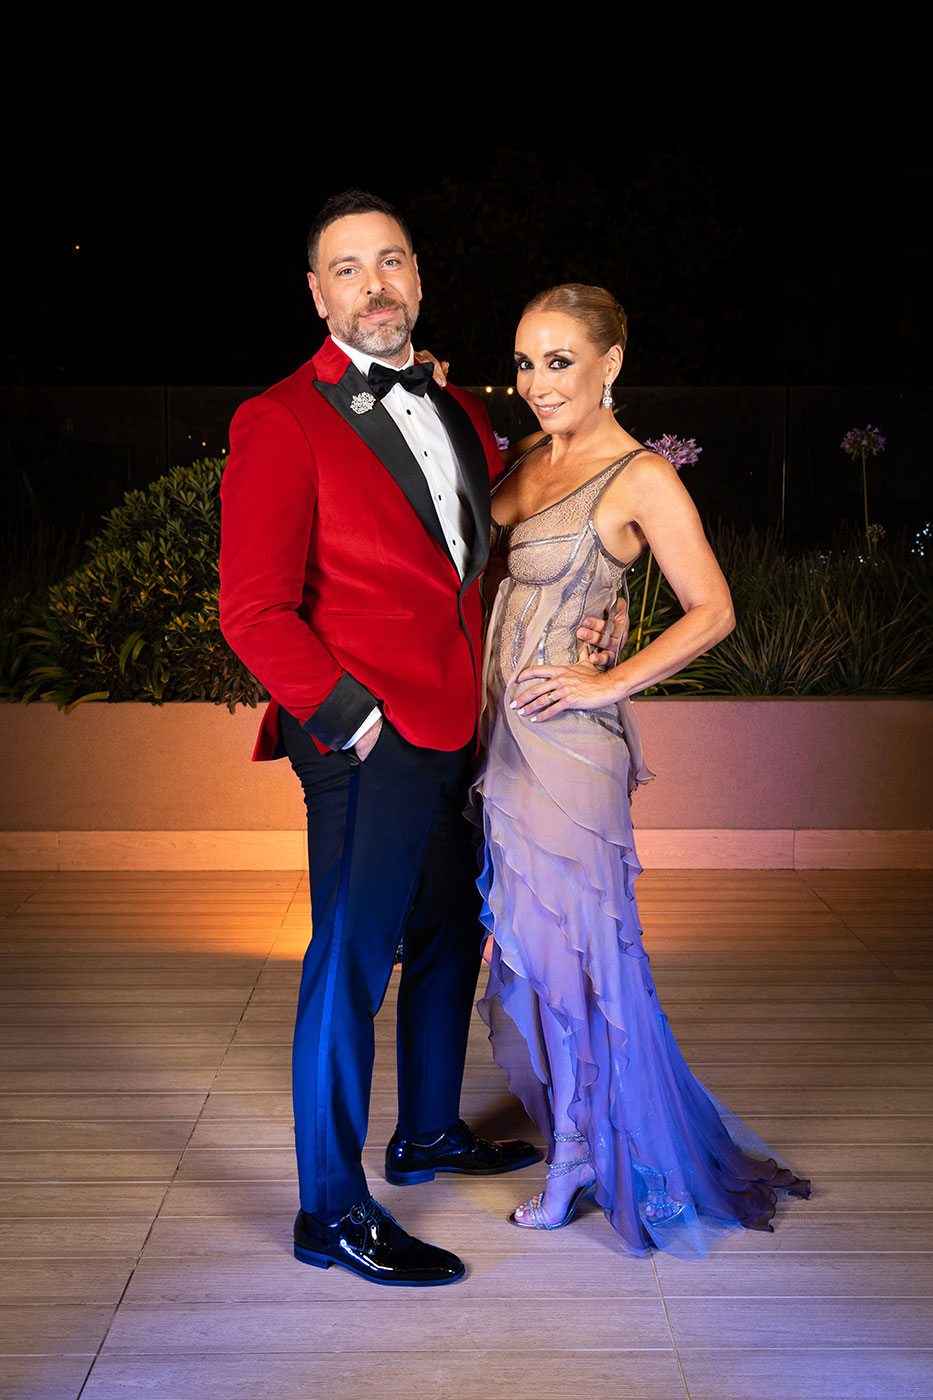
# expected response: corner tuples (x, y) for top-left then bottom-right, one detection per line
(720, 1115), (933, 1146)
(0, 1304), (116, 1353)
(678, 1348), (933, 1400)
(653, 1251), (933, 1296)
(0, 974), (257, 993)
(0, 1217), (151, 1257)
(80, 1351), (689, 1400)
(671, 1041), (933, 1064)
(0, 1046), (229, 1070)
(663, 1296), (933, 1347)
(123, 1250), (660, 1303)
(0, 1072), (220, 1095)
(0, 1025), (239, 1048)
(0, 1151), (185, 1182)
(0, 1005), (243, 1025)
(690, 1065), (933, 1088)
(0, 1259), (135, 1303)
(0, 987), (254, 1004)
(0, 1121), (195, 1151)
(0, 1357), (94, 1400)
(198, 1093), (293, 1120)
(0, 1183), (165, 1215)
(99, 1298), (674, 1354)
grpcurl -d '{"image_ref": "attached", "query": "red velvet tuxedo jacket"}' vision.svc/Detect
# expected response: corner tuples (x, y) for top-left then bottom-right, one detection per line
(219, 336), (502, 760)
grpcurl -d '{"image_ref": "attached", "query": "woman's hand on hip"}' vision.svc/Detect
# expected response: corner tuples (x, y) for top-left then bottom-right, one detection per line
(511, 660), (622, 720)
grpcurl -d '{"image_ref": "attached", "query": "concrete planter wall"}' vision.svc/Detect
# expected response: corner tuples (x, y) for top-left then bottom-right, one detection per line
(1, 699), (930, 870)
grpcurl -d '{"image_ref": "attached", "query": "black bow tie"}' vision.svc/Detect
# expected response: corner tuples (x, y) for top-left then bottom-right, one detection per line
(367, 360), (435, 400)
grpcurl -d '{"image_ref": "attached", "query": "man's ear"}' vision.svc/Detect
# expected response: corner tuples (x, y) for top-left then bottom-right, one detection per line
(307, 271), (329, 322)
(413, 252), (422, 305)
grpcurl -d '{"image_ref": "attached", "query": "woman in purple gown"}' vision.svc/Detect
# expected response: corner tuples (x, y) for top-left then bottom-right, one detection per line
(472, 284), (809, 1258)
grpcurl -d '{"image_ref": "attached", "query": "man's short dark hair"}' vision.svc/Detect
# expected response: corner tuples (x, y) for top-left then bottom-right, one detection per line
(307, 189), (413, 273)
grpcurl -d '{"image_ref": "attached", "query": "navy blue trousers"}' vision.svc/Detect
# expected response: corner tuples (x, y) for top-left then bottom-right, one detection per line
(280, 710), (483, 1214)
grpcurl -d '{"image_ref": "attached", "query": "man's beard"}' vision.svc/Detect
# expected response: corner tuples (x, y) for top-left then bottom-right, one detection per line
(332, 295), (418, 359)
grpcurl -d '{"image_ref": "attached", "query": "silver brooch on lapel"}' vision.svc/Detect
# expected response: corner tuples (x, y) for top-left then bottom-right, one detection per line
(350, 392), (376, 415)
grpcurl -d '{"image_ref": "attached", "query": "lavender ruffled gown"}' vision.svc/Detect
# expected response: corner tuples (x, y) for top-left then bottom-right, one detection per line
(471, 448), (809, 1258)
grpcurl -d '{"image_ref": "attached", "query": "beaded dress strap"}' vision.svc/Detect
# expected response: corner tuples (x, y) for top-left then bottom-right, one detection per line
(491, 435), (551, 499)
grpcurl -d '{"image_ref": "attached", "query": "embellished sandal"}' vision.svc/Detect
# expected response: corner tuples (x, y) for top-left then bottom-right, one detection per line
(510, 1131), (595, 1231)
(634, 1158), (687, 1226)
(644, 1192), (687, 1225)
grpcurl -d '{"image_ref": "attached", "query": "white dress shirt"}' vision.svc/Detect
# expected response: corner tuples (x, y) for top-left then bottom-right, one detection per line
(331, 335), (474, 748)
(332, 334), (472, 576)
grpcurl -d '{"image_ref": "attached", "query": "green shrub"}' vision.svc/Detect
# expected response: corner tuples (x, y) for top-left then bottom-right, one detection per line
(625, 525), (933, 696)
(6, 458), (265, 710)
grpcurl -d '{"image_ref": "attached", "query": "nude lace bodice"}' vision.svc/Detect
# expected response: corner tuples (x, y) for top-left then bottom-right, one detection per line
(486, 449), (643, 690)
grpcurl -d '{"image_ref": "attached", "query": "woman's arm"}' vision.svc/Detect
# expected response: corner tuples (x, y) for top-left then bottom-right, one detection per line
(513, 455), (734, 717)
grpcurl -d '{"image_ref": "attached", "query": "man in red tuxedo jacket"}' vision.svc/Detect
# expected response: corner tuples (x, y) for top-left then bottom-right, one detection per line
(219, 190), (537, 1287)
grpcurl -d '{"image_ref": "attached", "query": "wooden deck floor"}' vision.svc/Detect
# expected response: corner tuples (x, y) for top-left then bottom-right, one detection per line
(0, 868), (931, 1400)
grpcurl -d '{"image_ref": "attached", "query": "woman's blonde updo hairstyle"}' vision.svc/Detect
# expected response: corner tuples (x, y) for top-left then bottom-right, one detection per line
(522, 283), (628, 355)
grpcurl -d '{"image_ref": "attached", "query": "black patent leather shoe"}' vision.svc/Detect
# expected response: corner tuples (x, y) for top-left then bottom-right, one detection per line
(293, 1197), (464, 1286)
(385, 1119), (538, 1185)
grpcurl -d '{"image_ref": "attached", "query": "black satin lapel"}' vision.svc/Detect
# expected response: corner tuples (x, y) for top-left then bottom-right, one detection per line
(429, 384), (492, 590)
(314, 364), (453, 563)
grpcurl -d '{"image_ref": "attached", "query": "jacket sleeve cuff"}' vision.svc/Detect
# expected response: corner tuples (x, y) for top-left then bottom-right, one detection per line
(300, 673), (380, 751)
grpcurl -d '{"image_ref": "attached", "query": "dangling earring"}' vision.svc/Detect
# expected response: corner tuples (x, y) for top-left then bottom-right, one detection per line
(602, 381), (613, 410)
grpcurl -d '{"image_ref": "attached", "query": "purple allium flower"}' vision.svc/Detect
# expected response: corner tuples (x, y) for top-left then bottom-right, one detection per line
(494, 433), (510, 452)
(840, 425), (886, 457)
(645, 433), (703, 471)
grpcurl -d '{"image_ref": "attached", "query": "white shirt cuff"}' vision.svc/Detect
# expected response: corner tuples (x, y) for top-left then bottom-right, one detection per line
(342, 707), (382, 750)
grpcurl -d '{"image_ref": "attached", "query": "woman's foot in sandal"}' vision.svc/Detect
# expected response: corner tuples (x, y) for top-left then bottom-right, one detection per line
(634, 1158), (686, 1228)
(511, 1130), (595, 1230)
(643, 1187), (686, 1226)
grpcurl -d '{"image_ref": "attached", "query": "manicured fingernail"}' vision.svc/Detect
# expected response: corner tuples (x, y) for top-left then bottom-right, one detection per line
(517, 707), (525, 716)
(530, 716), (538, 722)
(509, 702), (517, 710)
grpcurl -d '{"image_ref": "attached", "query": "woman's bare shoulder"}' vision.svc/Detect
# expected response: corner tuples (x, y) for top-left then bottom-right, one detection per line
(615, 448), (687, 496)
(600, 449), (697, 531)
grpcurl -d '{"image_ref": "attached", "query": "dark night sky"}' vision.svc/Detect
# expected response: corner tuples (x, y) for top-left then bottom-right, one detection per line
(3, 9), (926, 391)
